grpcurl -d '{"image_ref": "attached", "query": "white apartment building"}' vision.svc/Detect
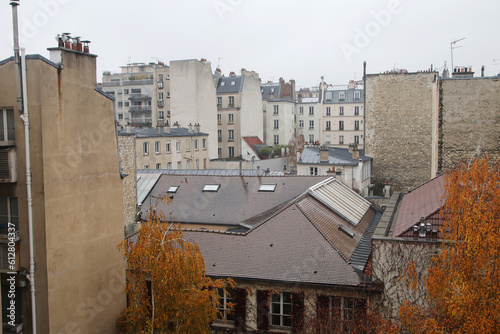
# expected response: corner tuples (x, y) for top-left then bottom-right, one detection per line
(295, 98), (322, 145)
(216, 69), (263, 160)
(101, 62), (170, 129)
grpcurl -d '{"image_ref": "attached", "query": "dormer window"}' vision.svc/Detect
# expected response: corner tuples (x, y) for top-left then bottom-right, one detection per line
(221, 81), (225, 86)
(231, 81), (236, 86)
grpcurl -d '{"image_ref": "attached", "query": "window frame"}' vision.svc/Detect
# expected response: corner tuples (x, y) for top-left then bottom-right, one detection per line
(270, 292), (292, 328)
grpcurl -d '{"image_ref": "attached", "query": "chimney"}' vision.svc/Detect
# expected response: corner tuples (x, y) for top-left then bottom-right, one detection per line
(481, 65), (485, 77)
(348, 80), (355, 89)
(319, 145), (329, 163)
(194, 123), (200, 134)
(230, 71), (236, 77)
(165, 122), (171, 134)
(383, 180), (391, 197)
(82, 40), (90, 53)
(156, 120), (164, 134)
(351, 143), (359, 159)
(188, 123), (193, 133)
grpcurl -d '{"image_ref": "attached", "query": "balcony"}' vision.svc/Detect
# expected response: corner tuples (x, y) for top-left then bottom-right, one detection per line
(128, 94), (152, 101)
(0, 148), (17, 183)
(129, 106), (152, 113)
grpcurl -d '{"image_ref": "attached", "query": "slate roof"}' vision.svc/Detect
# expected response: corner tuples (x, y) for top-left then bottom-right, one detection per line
(298, 146), (372, 166)
(118, 127), (208, 138)
(392, 173), (446, 237)
(323, 86), (364, 104)
(298, 97), (320, 103)
(141, 175), (330, 227)
(261, 84), (281, 100)
(217, 75), (245, 93)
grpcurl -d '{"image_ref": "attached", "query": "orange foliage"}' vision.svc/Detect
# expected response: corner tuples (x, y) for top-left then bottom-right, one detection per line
(117, 202), (234, 333)
(399, 157), (500, 333)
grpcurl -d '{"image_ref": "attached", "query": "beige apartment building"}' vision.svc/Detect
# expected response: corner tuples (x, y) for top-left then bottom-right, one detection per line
(321, 80), (364, 149)
(101, 62), (170, 129)
(119, 125), (210, 170)
(295, 98), (322, 144)
(216, 69), (263, 159)
(0, 39), (125, 332)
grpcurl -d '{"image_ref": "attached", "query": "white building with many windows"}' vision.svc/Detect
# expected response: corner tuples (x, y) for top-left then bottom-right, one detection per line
(295, 98), (321, 145)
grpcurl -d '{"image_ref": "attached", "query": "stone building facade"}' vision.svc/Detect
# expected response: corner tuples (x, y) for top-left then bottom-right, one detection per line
(118, 134), (137, 235)
(439, 76), (500, 171)
(365, 71), (439, 191)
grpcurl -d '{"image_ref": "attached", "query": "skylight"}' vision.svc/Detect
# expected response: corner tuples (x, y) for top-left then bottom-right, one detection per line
(221, 81), (225, 86)
(231, 81), (236, 86)
(203, 184), (220, 192)
(258, 184), (277, 192)
(167, 186), (179, 193)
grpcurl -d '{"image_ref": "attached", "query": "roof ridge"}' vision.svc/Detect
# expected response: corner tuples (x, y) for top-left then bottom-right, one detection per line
(182, 228), (245, 236)
(406, 172), (447, 194)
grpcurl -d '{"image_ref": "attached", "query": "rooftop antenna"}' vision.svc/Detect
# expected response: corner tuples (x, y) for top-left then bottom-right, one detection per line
(451, 37), (465, 72)
(217, 57), (223, 69)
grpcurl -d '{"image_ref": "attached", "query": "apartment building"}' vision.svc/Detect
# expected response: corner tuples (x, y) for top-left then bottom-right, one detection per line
(102, 62), (170, 129)
(216, 69), (263, 159)
(261, 78), (296, 147)
(119, 124), (210, 170)
(0, 36), (125, 333)
(295, 98), (321, 144)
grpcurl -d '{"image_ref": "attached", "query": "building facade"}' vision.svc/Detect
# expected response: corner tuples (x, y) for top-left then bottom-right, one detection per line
(295, 98), (321, 145)
(321, 81), (364, 149)
(216, 69), (263, 160)
(0, 41), (126, 333)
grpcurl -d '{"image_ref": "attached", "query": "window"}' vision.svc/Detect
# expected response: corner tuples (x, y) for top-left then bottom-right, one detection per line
(228, 96), (234, 107)
(144, 165), (149, 169)
(228, 113), (234, 123)
(167, 162), (172, 169)
(228, 146), (234, 157)
(273, 119), (279, 130)
(355, 106), (360, 116)
(217, 97), (222, 107)
(309, 167), (319, 176)
(259, 184), (277, 192)
(354, 135), (360, 144)
(274, 135), (279, 145)
(339, 135), (344, 144)
(176, 141), (181, 152)
(218, 130), (222, 141)
(309, 106), (314, 115)
(186, 160), (190, 169)
(270, 292), (292, 328)
(317, 296), (366, 333)
(299, 120), (304, 128)
(125, 102), (129, 107)
(309, 120), (314, 129)
(166, 141), (171, 153)
(363, 161), (371, 180)
(326, 121), (331, 130)
(221, 81), (225, 86)
(203, 184), (220, 192)
(118, 102), (123, 108)
(232, 80), (237, 86)
(143, 142), (149, 155)
(167, 91), (170, 98)
(131, 88), (141, 94)
(194, 139), (199, 150)
(339, 91), (345, 101)
(354, 91), (361, 100)
(0, 196), (18, 235)
(155, 141), (160, 154)
(354, 120), (360, 130)
(326, 107), (331, 116)
(195, 159), (199, 169)
(0, 108), (15, 144)
(177, 161), (182, 169)
(217, 113), (222, 124)
(218, 147), (222, 158)
(228, 130), (234, 141)
(325, 92), (333, 100)
(339, 106), (344, 116)
(202, 138), (207, 150)
(217, 288), (234, 322)
(158, 74), (163, 82)
(118, 113), (123, 120)
(124, 89), (129, 94)
(309, 134), (314, 143)
(159, 110), (164, 119)
(167, 186), (179, 193)
(186, 140), (191, 152)
(158, 92), (164, 101)
(299, 106), (304, 114)
(339, 121), (344, 131)
(156, 163), (161, 169)
(273, 105), (279, 115)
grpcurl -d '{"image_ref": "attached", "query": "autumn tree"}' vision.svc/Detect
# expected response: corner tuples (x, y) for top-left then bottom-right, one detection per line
(117, 201), (234, 333)
(398, 157), (500, 333)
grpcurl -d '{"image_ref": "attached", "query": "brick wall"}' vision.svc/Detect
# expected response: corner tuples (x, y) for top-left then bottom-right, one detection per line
(365, 72), (438, 191)
(439, 77), (500, 171)
(118, 134), (137, 234)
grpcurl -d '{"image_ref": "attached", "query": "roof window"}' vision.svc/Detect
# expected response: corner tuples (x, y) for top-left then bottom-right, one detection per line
(258, 184), (277, 192)
(231, 81), (236, 86)
(221, 81), (225, 86)
(203, 184), (220, 192)
(167, 186), (179, 193)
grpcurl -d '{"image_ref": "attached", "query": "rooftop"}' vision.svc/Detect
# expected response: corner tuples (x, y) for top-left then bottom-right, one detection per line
(298, 146), (372, 166)
(118, 127), (208, 138)
(217, 75), (245, 94)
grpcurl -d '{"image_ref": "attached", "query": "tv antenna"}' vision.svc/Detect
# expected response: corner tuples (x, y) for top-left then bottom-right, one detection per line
(217, 57), (223, 69)
(450, 37), (465, 72)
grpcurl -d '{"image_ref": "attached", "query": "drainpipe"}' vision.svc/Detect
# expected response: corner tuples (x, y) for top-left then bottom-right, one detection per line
(21, 48), (37, 334)
(11, 0), (23, 114)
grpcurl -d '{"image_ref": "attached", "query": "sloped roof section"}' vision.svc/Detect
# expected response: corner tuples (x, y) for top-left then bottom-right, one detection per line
(137, 172), (162, 205)
(393, 173), (446, 237)
(308, 178), (371, 227)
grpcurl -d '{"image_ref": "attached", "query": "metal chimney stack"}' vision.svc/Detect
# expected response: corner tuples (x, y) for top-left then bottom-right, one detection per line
(10, 0), (23, 114)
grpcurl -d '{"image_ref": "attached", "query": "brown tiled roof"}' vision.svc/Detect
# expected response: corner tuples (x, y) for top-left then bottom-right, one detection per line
(297, 196), (376, 262)
(242, 136), (264, 147)
(393, 173), (446, 237)
(142, 175), (330, 227)
(184, 203), (362, 286)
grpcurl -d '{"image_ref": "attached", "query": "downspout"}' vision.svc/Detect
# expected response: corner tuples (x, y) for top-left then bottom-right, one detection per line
(21, 48), (37, 334)
(11, 0), (23, 114)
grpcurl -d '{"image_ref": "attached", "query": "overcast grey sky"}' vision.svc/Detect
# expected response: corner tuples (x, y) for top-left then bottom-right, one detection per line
(2, 0), (499, 88)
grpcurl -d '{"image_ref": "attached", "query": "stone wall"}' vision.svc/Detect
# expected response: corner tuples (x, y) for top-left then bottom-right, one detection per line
(118, 134), (137, 235)
(365, 72), (438, 191)
(439, 77), (500, 171)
